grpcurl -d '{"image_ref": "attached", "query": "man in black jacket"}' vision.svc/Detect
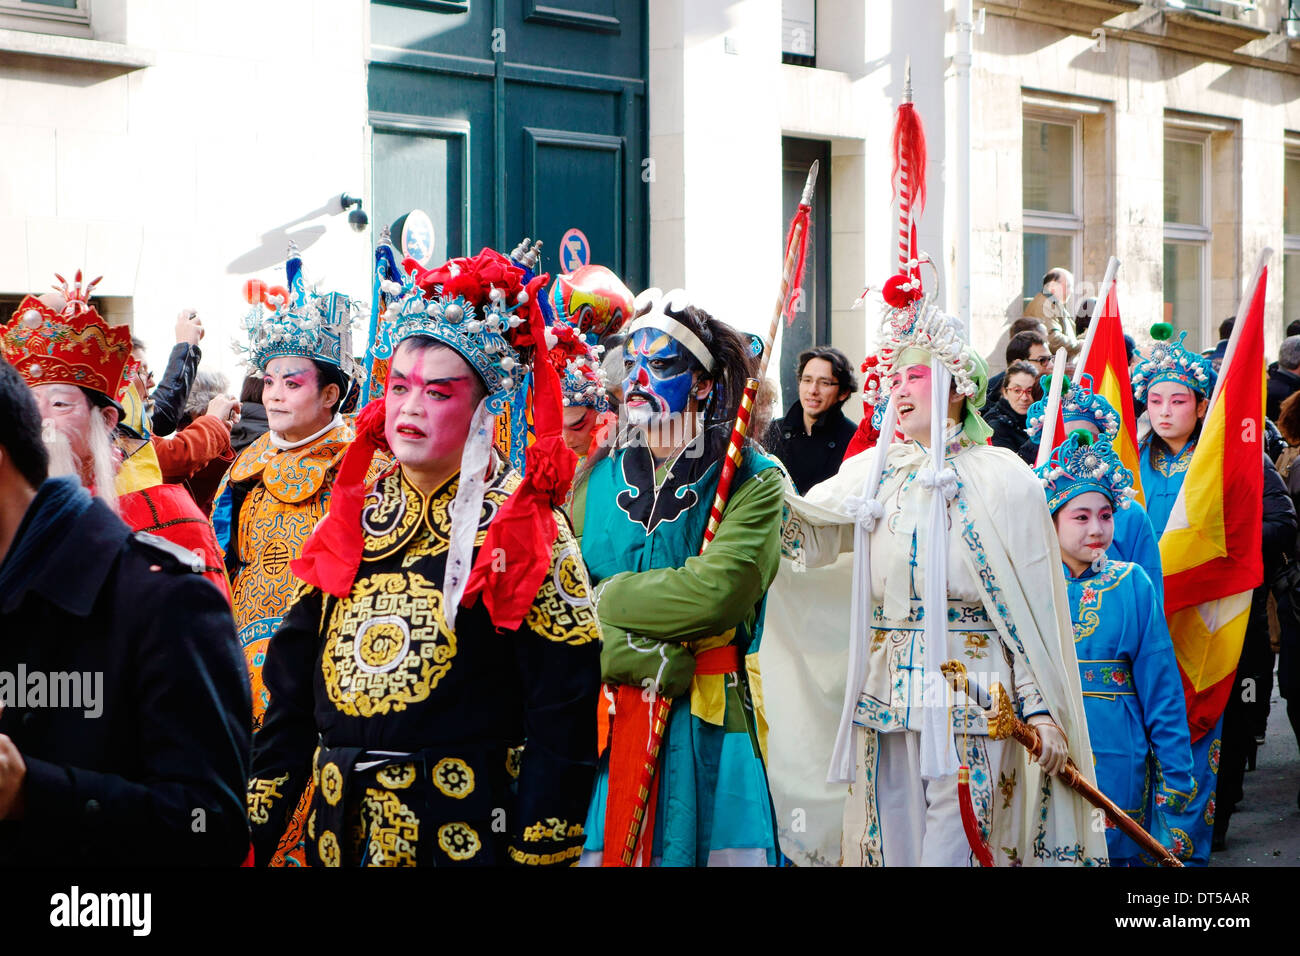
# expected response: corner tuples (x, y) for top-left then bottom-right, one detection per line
(130, 310), (205, 438)
(0, 358), (251, 865)
(764, 347), (858, 494)
(1268, 335), (1300, 422)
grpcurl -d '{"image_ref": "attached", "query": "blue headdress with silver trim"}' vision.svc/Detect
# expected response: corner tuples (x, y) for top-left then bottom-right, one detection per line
(1026, 374), (1121, 442)
(239, 244), (356, 377)
(1035, 433), (1136, 513)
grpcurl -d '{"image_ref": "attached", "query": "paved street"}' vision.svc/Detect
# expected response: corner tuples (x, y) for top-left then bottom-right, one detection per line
(1211, 683), (1300, 866)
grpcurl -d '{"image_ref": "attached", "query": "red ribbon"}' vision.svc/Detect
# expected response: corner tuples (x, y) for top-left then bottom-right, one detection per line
(290, 398), (389, 599)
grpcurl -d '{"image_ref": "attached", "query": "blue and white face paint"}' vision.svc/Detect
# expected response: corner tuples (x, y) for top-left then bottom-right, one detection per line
(622, 327), (699, 425)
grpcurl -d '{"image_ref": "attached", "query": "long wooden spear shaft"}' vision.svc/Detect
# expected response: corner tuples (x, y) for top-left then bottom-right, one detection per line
(614, 162), (820, 865)
(941, 660), (1183, 867)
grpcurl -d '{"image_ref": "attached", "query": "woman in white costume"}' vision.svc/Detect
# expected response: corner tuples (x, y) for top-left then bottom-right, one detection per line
(761, 292), (1108, 867)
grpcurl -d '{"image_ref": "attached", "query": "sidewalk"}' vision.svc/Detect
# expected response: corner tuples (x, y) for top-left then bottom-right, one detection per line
(1210, 686), (1300, 866)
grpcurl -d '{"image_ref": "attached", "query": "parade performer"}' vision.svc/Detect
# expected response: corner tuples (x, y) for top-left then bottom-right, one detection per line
(548, 264), (633, 466)
(0, 273), (230, 601)
(1135, 305), (1295, 860)
(573, 288), (784, 866)
(1037, 433), (1195, 865)
(552, 324), (609, 468)
(210, 248), (357, 865)
(1134, 326), (1216, 538)
(247, 247), (600, 867)
(762, 289), (1106, 866)
(1027, 375), (1164, 602)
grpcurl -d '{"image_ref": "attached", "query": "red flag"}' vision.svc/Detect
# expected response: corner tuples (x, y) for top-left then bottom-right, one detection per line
(1159, 263), (1267, 737)
(1080, 280), (1144, 506)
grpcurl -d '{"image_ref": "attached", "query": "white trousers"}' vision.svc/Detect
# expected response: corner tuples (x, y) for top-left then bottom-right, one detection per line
(842, 727), (1007, 867)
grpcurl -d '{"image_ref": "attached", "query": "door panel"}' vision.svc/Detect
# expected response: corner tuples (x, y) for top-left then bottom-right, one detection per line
(368, 0), (646, 293)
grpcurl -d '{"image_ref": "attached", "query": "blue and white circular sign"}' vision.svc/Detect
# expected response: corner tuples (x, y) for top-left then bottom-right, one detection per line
(400, 209), (436, 266)
(560, 227), (590, 273)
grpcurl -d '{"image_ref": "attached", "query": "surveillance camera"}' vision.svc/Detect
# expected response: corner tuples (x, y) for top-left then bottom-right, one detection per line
(348, 208), (369, 232)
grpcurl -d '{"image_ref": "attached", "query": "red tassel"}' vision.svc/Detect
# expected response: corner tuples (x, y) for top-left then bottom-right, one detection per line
(957, 765), (995, 867)
(782, 204), (812, 328)
(602, 685), (667, 867)
(891, 101), (928, 217)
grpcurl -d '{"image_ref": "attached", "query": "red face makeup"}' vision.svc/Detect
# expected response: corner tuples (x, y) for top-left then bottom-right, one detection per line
(562, 405), (596, 457)
(889, 363), (933, 442)
(1147, 381), (1203, 445)
(384, 343), (483, 488)
(263, 357), (336, 442)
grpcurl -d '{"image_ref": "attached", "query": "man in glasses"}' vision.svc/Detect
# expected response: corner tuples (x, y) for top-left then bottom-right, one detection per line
(764, 346), (859, 494)
(982, 330), (1051, 413)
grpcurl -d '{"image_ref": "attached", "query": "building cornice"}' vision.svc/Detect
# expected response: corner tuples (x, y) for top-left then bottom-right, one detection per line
(984, 1), (1300, 76)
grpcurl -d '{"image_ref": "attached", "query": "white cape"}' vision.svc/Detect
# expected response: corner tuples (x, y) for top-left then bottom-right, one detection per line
(760, 440), (1109, 866)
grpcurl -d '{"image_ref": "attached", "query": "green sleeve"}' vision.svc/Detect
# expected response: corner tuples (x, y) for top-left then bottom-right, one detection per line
(596, 466), (784, 643)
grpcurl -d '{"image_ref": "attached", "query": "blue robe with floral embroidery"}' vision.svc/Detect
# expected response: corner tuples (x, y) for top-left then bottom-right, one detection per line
(1064, 559), (1195, 865)
(1109, 501), (1164, 608)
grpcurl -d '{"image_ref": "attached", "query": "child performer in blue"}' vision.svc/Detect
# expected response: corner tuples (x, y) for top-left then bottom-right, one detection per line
(1037, 433), (1196, 865)
(1026, 375), (1164, 604)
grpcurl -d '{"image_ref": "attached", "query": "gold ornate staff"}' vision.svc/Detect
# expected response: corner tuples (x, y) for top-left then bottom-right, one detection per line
(941, 660), (1183, 868)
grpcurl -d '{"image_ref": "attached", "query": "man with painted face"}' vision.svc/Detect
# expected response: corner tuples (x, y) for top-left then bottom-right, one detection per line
(209, 248), (356, 866)
(247, 248), (600, 867)
(762, 292), (1104, 867)
(571, 288), (785, 866)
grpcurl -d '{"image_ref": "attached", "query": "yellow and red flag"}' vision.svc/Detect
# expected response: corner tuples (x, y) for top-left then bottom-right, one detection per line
(1158, 258), (1268, 740)
(1080, 279), (1144, 506)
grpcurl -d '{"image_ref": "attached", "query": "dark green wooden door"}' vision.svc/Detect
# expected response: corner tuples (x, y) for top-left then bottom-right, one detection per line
(368, 0), (647, 290)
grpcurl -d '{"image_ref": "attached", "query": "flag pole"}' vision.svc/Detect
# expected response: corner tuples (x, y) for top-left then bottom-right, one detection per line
(1035, 347), (1068, 467)
(1072, 255), (1120, 384)
(1203, 247), (1273, 423)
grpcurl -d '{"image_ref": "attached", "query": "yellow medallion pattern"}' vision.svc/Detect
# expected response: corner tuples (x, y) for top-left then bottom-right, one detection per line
(376, 762), (417, 790)
(322, 572), (457, 717)
(360, 788), (420, 866)
(525, 529), (600, 646)
(320, 761), (344, 807)
(432, 757), (475, 799)
(318, 830), (340, 868)
(437, 822), (482, 861)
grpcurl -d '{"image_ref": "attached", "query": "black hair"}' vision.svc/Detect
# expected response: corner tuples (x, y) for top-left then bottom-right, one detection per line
(1287, 319), (1300, 338)
(1006, 329), (1047, 364)
(1074, 297), (1097, 336)
(1042, 268), (1069, 287)
(1219, 316), (1235, 342)
(1003, 360), (1042, 400)
(796, 346), (858, 408)
(240, 374), (264, 405)
(1123, 334), (1135, 364)
(309, 359), (350, 415)
(578, 300), (765, 481)
(0, 358), (49, 489)
(1009, 316), (1045, 337)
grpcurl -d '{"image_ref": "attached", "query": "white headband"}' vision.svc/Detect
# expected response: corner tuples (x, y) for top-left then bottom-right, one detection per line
(627, 288), (716, 373)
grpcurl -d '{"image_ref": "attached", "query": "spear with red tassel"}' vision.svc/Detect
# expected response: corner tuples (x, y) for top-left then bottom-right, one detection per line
(604, 163), (820, 867)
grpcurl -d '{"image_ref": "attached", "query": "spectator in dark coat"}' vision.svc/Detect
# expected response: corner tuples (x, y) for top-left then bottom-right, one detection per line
(983, 360), (1041, 454)
(983, 330), (1051, 413)
(1267, 335), (1300, 422)
(1270, 391), (1300, 809)
(1214, 452), (1297, 849)
(764, 347), (858, 494)
(0, 358), (251, 864)
(230, 374), (268, 454)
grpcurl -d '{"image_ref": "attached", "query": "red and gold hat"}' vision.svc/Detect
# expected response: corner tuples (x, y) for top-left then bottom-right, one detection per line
(1, 271), (135, 403)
